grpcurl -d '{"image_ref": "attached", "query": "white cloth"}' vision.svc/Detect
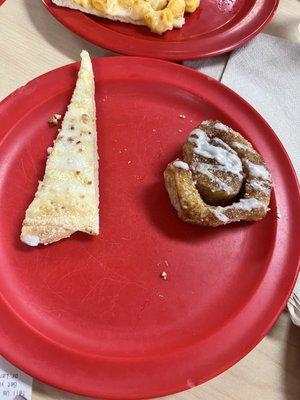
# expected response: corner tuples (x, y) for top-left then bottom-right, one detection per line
(184, 54), (229, 81)
(184, 33), (300, 324)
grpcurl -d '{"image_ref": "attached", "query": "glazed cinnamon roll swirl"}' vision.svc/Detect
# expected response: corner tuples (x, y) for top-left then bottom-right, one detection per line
(164, 120), (272, 227)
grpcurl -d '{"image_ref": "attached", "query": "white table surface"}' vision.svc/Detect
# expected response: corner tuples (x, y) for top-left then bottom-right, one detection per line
(0, 1), (300, 399)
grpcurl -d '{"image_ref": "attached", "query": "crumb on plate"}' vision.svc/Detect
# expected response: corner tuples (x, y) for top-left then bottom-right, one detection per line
(161, 271), (167, 280)
(48, 114), (62, 126)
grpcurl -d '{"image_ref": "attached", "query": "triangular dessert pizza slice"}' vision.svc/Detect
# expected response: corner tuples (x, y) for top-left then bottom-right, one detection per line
(21, 50), (99, 246)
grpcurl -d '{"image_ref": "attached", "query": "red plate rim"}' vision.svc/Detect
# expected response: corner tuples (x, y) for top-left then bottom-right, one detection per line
(41, 0), (279, 60)
(0, 56), (299, 399)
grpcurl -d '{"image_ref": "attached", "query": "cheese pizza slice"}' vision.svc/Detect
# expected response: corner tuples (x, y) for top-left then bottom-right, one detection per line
(21, 50), (99, 246)
(52, 0), (200, 35)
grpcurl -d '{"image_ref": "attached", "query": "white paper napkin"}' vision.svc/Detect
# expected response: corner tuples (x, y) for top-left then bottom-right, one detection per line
(0, 356), (32, 400)
(184, 33), (300, 324)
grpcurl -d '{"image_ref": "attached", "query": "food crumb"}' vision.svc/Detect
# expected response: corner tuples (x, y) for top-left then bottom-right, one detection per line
(48, 114), (61, 126)
(179, 114), (186, 119)
(277, 212), (282, 219)
(152, 129), (157, 132)
(47, 147), (53, 154)
(158, 294), (164, 298)
(160, 271), (167, 280)
(128, 161), (132, 164)
(178, 129), (183, 133)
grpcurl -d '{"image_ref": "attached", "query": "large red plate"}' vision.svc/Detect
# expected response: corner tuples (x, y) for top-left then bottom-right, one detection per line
(42, 0), (279, 60)
(0, 57), (299, 399)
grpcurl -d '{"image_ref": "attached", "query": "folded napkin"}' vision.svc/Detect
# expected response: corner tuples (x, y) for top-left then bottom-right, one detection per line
(184, 33), (300, 325)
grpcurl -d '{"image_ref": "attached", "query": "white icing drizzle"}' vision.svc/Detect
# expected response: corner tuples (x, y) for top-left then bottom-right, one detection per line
(249, 180), (269, 195)
(173, 160), (189, 170)
(189, 129), (243, 178)
(213, 137), (233, 152)
(211, 208), (229, 223)
(49, 154), (90, 171)
(232, 141), (254, 152)
(22, 235), (39, 246)
(193, 163), (233, 193)
(244, 160), (271, 181)
(231, 198), (266, 212)
(45, 181), (93, 194)
(211, 198), (266, 223)
(214, 122), (230, 132)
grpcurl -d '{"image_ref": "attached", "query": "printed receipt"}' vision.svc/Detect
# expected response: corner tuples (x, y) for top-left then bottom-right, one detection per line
(0, 356), (32, 400)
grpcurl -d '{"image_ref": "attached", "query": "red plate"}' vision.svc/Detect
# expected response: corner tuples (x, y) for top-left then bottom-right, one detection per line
(42, 0), (279, 60)
(0, 57), (299, 399)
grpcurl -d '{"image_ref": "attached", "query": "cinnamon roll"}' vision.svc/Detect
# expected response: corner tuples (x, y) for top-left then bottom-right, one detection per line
(164, 120), (272, 227)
